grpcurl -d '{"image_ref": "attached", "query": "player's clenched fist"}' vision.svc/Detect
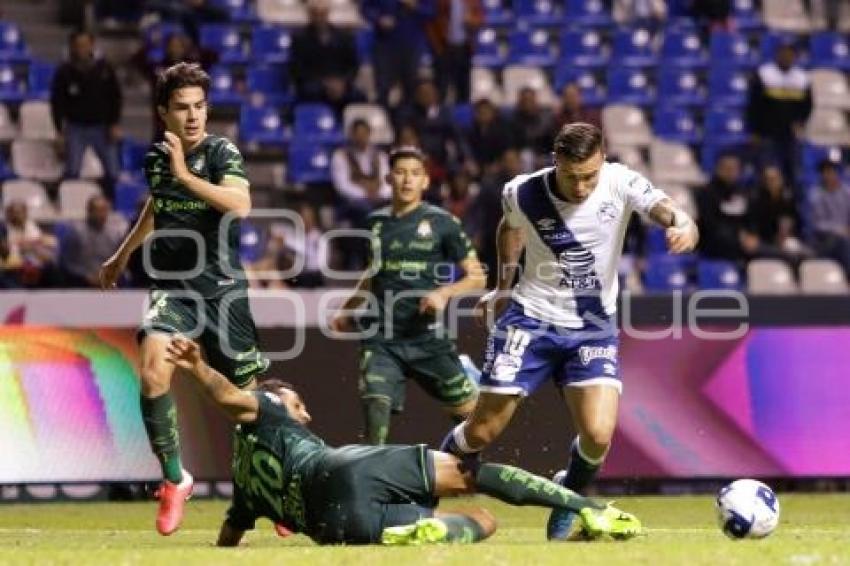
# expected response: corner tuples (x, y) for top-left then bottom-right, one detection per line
(666, 213), (699, 254)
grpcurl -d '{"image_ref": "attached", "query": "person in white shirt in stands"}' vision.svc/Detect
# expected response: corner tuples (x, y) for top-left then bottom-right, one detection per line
(331, 118), (391, 227)
(440, 122), (699, 541)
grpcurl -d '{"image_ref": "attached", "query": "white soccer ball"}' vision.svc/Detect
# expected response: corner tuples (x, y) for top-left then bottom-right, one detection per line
(715, 479), (780, 539)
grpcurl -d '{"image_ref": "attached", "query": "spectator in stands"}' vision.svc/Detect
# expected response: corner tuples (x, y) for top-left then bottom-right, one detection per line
(696, 153), (759, 262)
(145, 0), (228, 45)
(746, 41), (813, 187)
(425, 0), (483, 104)
(442, 167), (477, 224)
(249, 204), (328, 288)
(61, 195), (128, 287)
(555, 83), (602, 132)
(331, 118), (391, 226)
(511, 86), (555, 166)
(809, 160), (850, 277)
(613, 0), (667, 27)
(0, 201), (58, 288)
(363, 0), (435, 106)
(465, 97), (512, 175)
(750, 164), (811, 266)
(50, 30), (122, 201)
(290, 0), (362, 115)
(690, 0), (732, 32)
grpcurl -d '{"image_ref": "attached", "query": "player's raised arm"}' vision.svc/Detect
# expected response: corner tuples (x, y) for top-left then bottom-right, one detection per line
(99, 196), (155, 289)
(165, 337), (259, 423)
(648, 197), (700, 254)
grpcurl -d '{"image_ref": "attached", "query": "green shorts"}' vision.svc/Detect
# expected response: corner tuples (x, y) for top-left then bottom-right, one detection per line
(359, 339), (477, 412)
(305, 444), (437, 545)
(138, 289), (269, 387)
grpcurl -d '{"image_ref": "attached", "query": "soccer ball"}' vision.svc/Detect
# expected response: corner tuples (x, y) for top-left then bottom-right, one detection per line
(715, 479), (780, 539)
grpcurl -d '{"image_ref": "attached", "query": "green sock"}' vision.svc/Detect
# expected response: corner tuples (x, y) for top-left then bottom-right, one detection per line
(438, 514), (487, 543)
(475, 463), (605, 513)
(362, 397), (391, 445)
(140, 393), (183, 483)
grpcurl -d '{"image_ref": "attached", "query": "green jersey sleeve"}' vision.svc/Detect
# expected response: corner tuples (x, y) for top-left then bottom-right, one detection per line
(143, 146), (167, 190)
(210, 138), (250, 188)
(440, 214), (477, 263)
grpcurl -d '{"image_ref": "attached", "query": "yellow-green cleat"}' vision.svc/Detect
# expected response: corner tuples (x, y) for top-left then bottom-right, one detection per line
(578, 504), (643, 540)
(381, 518), (449, 546)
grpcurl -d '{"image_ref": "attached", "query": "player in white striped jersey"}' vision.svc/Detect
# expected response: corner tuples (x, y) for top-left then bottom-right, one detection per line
(440, 123), (699, 541)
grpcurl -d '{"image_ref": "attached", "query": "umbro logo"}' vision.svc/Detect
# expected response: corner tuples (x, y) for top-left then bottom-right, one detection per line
(536, 218), (557, 231)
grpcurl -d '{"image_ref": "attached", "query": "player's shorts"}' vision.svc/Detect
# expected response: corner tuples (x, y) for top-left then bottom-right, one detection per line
(479, 301), (621, 397)
(305, 444), (437, 544)
(359, 339), (478, 413)
(137, 289), (269, 388)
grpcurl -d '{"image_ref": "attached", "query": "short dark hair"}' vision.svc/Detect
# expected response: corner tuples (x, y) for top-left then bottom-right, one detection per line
(553, 122), (604, 162)
(257, 378), (297, 396)
(350, 118), (371, 132)
(155, 62), (210, 109)
(818, 159), (839, 173)
(389, 145), (427, 168)
(69, 29), (93, 44)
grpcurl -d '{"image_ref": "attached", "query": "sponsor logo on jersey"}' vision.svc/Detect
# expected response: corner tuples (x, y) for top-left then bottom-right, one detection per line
(578, 345), (618, 366)
(416, 220), (432, 238)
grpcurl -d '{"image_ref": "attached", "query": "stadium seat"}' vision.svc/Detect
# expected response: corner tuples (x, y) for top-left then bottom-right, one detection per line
(343, 103), (394, 145)
(246, 64), (291, 106)
(731, 0), (763, 31)
(553, 67), (606, 106)
(708, 31), (758, 69)
(120, 138), (148, 176)
(707, 66), (749, 107)
(199, 24), (249, 64)
(141, 22), (184, 63)
(210, 0), (258, 22)
(473, 27), (507, 68)
(700, 142), (747, 175)
(58, 180), (102, 219)
(698, 259), (742, 290)
(758, 31), (803, 62)
(747, 259), (798, 294)
(656, 67), (705, 107)
(565, 0), (614, 27)
(645, 227), (669, 255)
(805, 108), (850, 146)
(800, 143), (845, 181)
(0, 102), (18, 142)
(603, 104), (652, 147)
(512, 0), (560, 25)
(288, 143), (333, 184)
(0, 63), (25, 104)
(559, 28), (607, 69)
(27, 61), (55, 101)
(660, 29), (707, 68)
(704, 107), (749, 146)
(0, 22), (29, 63)
(239, 105), (289, 148)
(810, 69), (850, 109)
(800, 259), (848, 294)
(809, 32), (850, 71)
(649, 139), (706, 185)
(611, 28), (656, 68)
(762, 0), (811, 33)
(1, 179), (55, 221)
(606, 67), (654, 106)
(0, 152), (12, 181)
(251, 25), (292, 64)
(209, 65), (245, 106)
(11, 139), (62, 182)
(239, 221), (266, 263)
(452, 103), (474, 130)
(665, 183), (698, 219)
(79, 147), (104, 180)
(653, 107), (700, 144)
(19, 101), (56, 141)
(471, 66), (505, 105)
(257, 0), (309, 25)
(293, 103), (344, 144)
(502, 65), (556, 106)
(114, 178), (149, 219)
(608, 144), (649, 177)
(508, 29), (556, 67)
(644, 254), (690, 291)
(483, 0), (513, 27)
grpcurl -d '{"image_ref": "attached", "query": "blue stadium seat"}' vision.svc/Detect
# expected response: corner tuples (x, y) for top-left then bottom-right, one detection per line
(239, 105), (289, 147)
(698, 259), (742, 290)
(657, 67), (705, 107)
(559, 28), (607, 69)
(731, 0), (763, 32)
(120, 138), (149, 176)
(199, 24), (249, 64)
(508, 29), (556, 67)
(660, 29), (707, 68)
(709, 31), (758, 68)
(553, 67), (606, 105)
(513, 0), (560, 26)
(704, 107), (748, 146)
(653, 107), (700, 144)
(666, 0), (692, 18)
(452, 103), (474, 130)
(483, 0), (513, 26)
(0, 152), (14, 181)
(209, 65), (245, 106)
(293, 103), (344, 144)
(288, 143), (333, 184)
(251, 25), (291, 64)
(809, 32), (850, 71)
(0, 22), (29, 63)
(209, 0), (258, 23)
(239, 221), (266, 263)
(0, 64), (25, 104)
(707, 66), (749, 107)
(355, 28), (373, 63)
(143, 22), (185, 63)
(800, 143), (846, 185)
(246, 64), (291, 106)
(473, 27), (507, 67)
(611, 27), (656, 67)
(26, 61), (55, 101)
(565, 0), (613, 27)
(114, 178), (149, 219)
(606, 67), (654, 106)
(759, 32), (802, 63)
(644, 254), (690, 291)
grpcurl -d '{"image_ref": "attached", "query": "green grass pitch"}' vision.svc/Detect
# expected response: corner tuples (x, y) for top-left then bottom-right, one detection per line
(1, 494), (848, 565)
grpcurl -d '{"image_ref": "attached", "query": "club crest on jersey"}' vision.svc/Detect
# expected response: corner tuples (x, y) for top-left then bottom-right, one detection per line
(597, 201), (619, 224)
(536, 218), (557, 231)
(416, 220), (432, 238)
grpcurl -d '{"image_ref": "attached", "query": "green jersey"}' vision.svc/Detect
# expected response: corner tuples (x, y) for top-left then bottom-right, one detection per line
(363, 203), (477, 342)
(144, 134), (250, 298)
(226, 392), (328, 535)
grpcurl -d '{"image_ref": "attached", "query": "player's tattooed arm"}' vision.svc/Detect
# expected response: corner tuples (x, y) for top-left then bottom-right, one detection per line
(166, 337), (260, 423)
(648, 197), (699, 254)
(495, 217), (526, 292)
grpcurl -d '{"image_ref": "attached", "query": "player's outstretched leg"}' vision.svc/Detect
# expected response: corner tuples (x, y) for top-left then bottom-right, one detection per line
(382, 510), (496, 545)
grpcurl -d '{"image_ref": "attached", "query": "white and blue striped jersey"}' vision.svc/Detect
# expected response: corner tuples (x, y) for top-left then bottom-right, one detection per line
(502, 162), (667, 328)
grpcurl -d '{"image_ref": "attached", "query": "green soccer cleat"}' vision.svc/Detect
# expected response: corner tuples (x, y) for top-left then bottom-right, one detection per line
(381, 518), (449, 546)
(578, 504), (643, 541)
